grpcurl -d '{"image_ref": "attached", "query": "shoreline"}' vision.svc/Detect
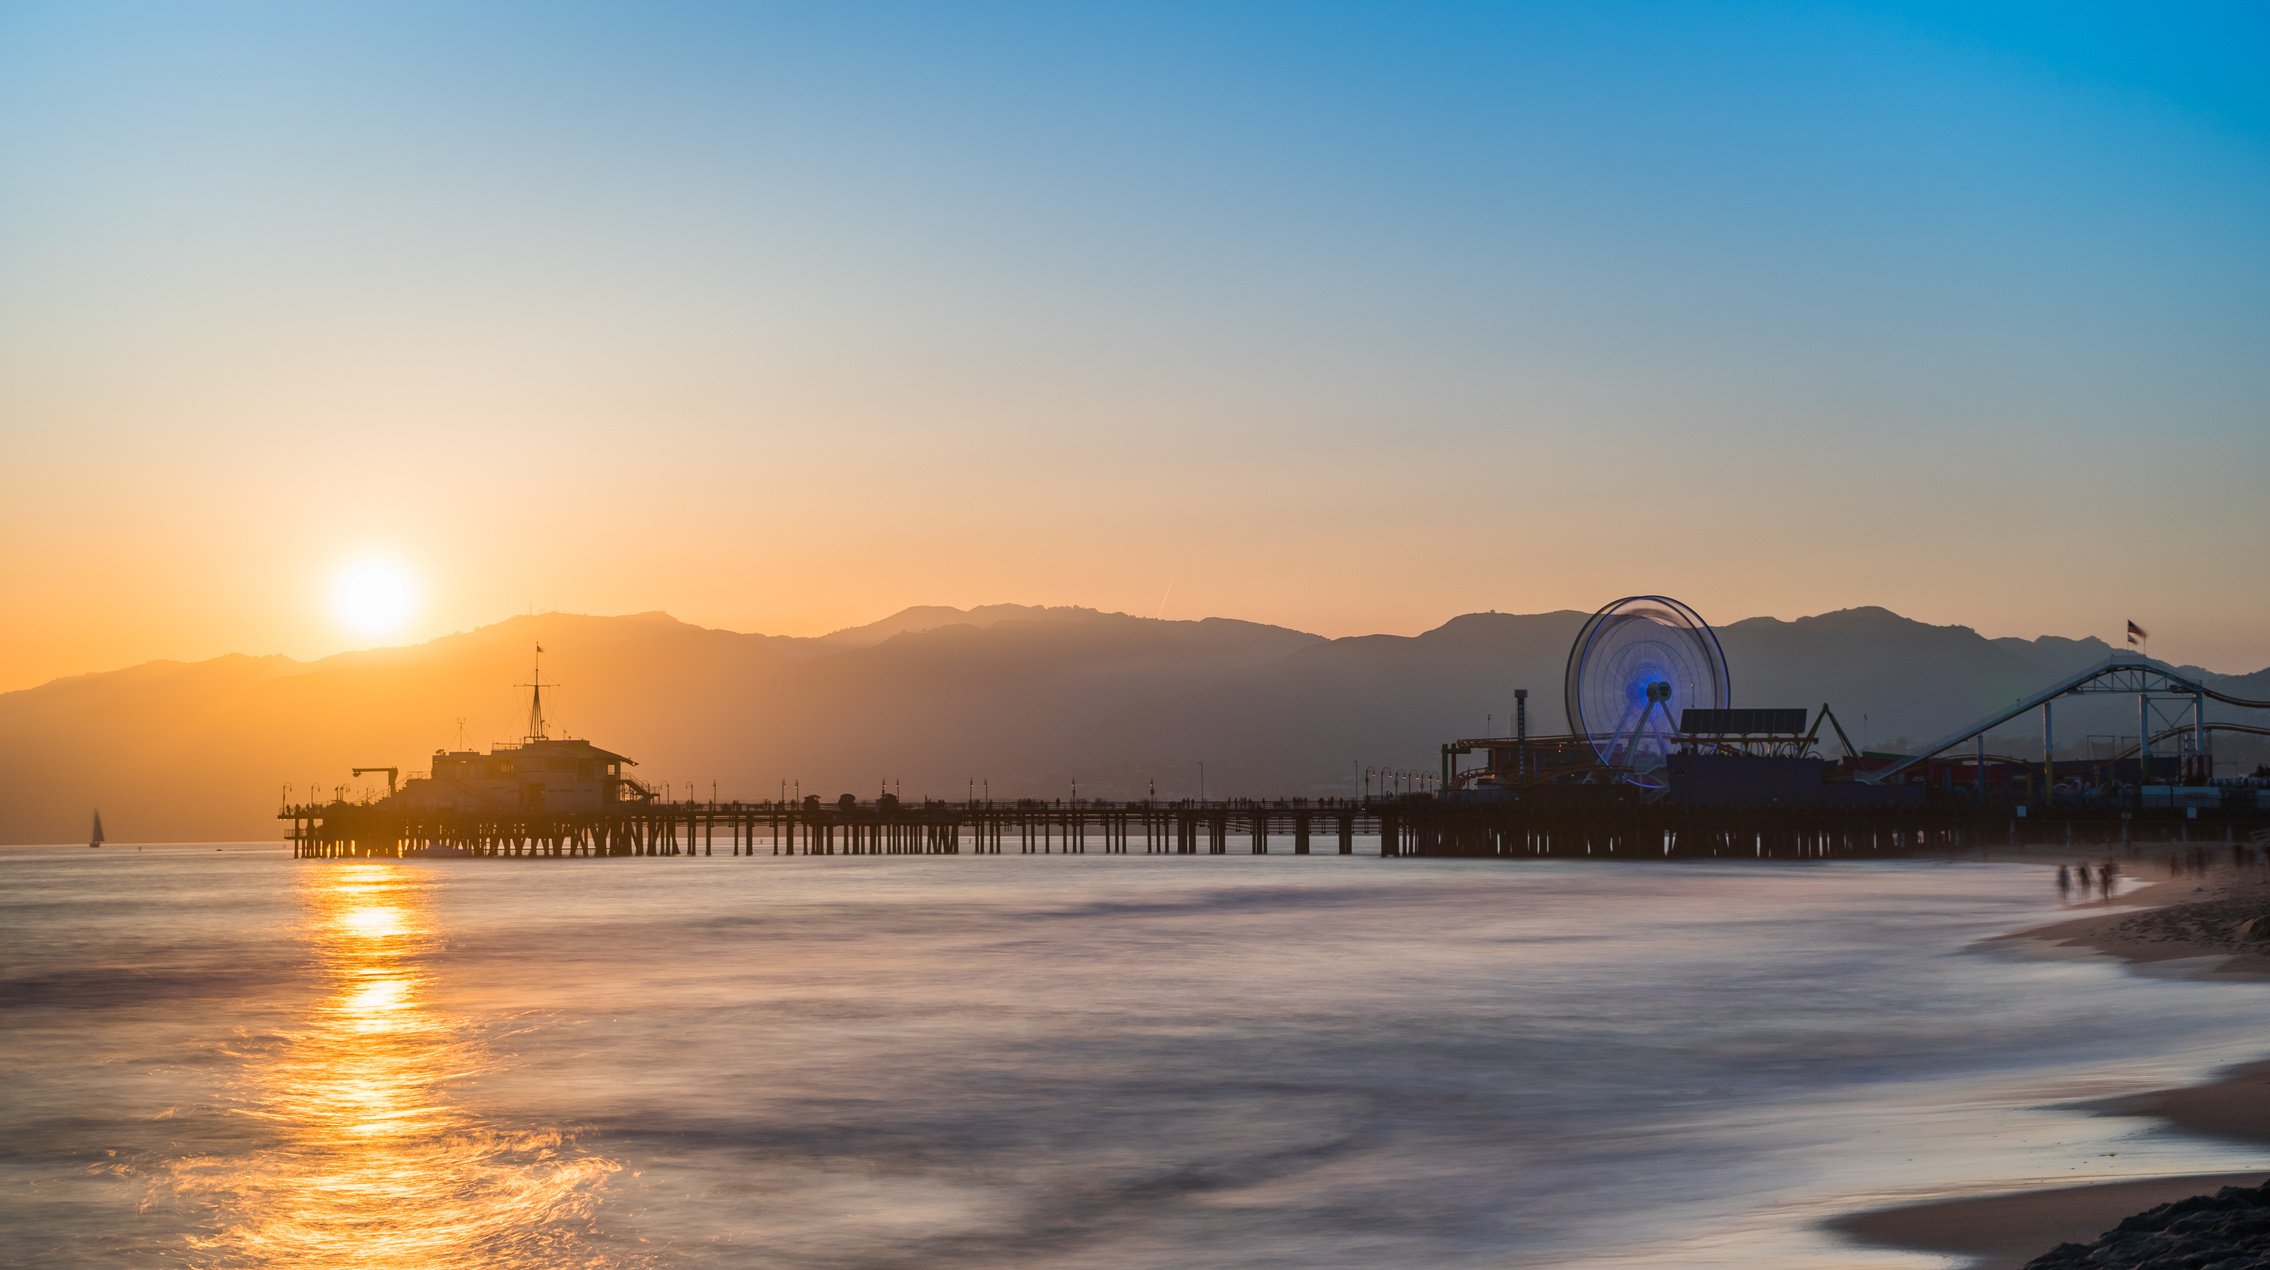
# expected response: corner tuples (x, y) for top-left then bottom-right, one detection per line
(1837, 865), (2270, 1269)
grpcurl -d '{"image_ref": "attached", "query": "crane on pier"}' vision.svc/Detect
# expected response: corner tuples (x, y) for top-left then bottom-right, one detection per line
(352, 767), (399, 796)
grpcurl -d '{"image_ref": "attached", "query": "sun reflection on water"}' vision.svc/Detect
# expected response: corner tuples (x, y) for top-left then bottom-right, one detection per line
(175, 863), (621, 1268)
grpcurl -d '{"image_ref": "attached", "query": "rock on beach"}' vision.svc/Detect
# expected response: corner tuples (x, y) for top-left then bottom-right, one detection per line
(2024, 1180), (2270, 1269)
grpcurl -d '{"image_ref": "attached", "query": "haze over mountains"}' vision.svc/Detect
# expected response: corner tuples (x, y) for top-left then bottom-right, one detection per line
(3, 604), (2264, 845)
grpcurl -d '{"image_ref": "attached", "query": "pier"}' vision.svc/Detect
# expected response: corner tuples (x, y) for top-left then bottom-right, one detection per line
(279, 796), (2263, 860)
(278, 630), (2270, 864)
(282, 798), (1374, 859)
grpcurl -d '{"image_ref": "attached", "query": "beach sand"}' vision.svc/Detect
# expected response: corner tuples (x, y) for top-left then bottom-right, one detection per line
(1837, 1171), (2269, 1270)
(1839, 863), (2270, 1269)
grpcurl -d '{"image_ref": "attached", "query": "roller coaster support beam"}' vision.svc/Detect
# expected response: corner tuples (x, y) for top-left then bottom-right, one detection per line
(2042, 700), (2054, 801)
(2138, 693), (2151, 786)
(2197, 692), (2210, 780)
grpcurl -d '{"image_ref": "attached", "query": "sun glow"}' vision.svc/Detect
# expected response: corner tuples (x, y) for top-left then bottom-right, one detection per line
(330, 556), (420, 640)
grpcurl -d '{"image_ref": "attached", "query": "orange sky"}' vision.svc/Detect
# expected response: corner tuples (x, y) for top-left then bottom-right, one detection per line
(4, 256), (2261, 687)
(4, 397), (2260, 692)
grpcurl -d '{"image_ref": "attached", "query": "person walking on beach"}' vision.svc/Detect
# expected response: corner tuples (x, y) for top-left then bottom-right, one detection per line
(2057, 865), (2072, 902)
(2098, 862), (2116, 900)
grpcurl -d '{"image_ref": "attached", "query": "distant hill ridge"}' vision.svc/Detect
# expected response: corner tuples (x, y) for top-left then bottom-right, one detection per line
(2, 603), (2264, 844)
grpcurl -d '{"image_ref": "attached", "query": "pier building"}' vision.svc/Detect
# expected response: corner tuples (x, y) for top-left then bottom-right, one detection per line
(393, 737), (646, 814)
(372, 647), (655, 816)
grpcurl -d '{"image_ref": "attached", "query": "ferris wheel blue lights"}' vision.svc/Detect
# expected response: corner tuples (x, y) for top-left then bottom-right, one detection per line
(1563, 596), (1730, 788)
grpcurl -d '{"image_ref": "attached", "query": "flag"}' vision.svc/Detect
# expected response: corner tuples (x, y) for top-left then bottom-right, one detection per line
(535, 643), (544, 653)
(2125, 621), (2146, 645)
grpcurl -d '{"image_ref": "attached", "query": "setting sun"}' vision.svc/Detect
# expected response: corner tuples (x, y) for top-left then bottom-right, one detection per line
(330, 557), (420, 640)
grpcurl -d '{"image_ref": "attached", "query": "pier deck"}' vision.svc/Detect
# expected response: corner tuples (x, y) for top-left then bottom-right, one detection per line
(282, 799), (1370, 859)
(279, 798), (2263, 860)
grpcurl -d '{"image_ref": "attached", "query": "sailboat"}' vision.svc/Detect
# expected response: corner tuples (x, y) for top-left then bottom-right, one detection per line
(88, 810), (104, 849)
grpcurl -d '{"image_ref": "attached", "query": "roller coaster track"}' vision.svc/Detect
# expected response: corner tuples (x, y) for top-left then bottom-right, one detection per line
(2107, 721), (2270, 763)
(1862, 656), (2270, 785)
(1893, 726), (2270, 772)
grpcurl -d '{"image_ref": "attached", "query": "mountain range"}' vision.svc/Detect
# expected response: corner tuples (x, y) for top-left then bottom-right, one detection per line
(4, 603), (2264, 844)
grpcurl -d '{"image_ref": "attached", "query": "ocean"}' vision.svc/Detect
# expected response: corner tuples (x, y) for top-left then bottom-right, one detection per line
(5, 846), (2268, 1268)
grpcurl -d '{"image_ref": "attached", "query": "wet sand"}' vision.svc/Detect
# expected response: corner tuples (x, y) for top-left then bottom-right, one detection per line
(1837, 1171), (2268, 1270)
(2086, 1059), (2270, 1147)
(1841, 866), (2270, 1268)
(2009, 872), (2270, 976)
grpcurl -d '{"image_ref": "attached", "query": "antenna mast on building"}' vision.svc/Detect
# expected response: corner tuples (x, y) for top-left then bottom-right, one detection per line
(517, 643), (551, 742)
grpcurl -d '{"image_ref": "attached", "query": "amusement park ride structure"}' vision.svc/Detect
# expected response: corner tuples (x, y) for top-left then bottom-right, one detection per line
(1441, 595), (1859, 797)
(1442, 595), (2270, 805)
(1859, 656), (2270, 791)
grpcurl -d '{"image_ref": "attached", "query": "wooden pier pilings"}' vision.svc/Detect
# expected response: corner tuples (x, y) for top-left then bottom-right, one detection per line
(279, 798), (1370, 860)
(279, 796), (2253, 861)
(1376, 802), (2255, 858)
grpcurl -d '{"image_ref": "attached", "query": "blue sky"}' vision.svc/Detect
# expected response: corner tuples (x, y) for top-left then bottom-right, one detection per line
(1, 1), (2266, 683)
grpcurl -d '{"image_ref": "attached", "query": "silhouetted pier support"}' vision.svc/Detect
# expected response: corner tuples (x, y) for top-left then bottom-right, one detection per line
(279, 798), (1380, 860)
(279, 796), (2261, 862)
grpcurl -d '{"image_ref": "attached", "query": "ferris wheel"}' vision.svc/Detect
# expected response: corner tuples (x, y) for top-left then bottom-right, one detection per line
(1563, 596), (1730, 788)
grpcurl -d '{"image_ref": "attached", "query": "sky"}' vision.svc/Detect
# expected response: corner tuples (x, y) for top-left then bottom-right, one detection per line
(2, 1), (2267, 691)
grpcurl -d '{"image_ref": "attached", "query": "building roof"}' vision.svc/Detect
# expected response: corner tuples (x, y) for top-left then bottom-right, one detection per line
(501, 736), (638, 765)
